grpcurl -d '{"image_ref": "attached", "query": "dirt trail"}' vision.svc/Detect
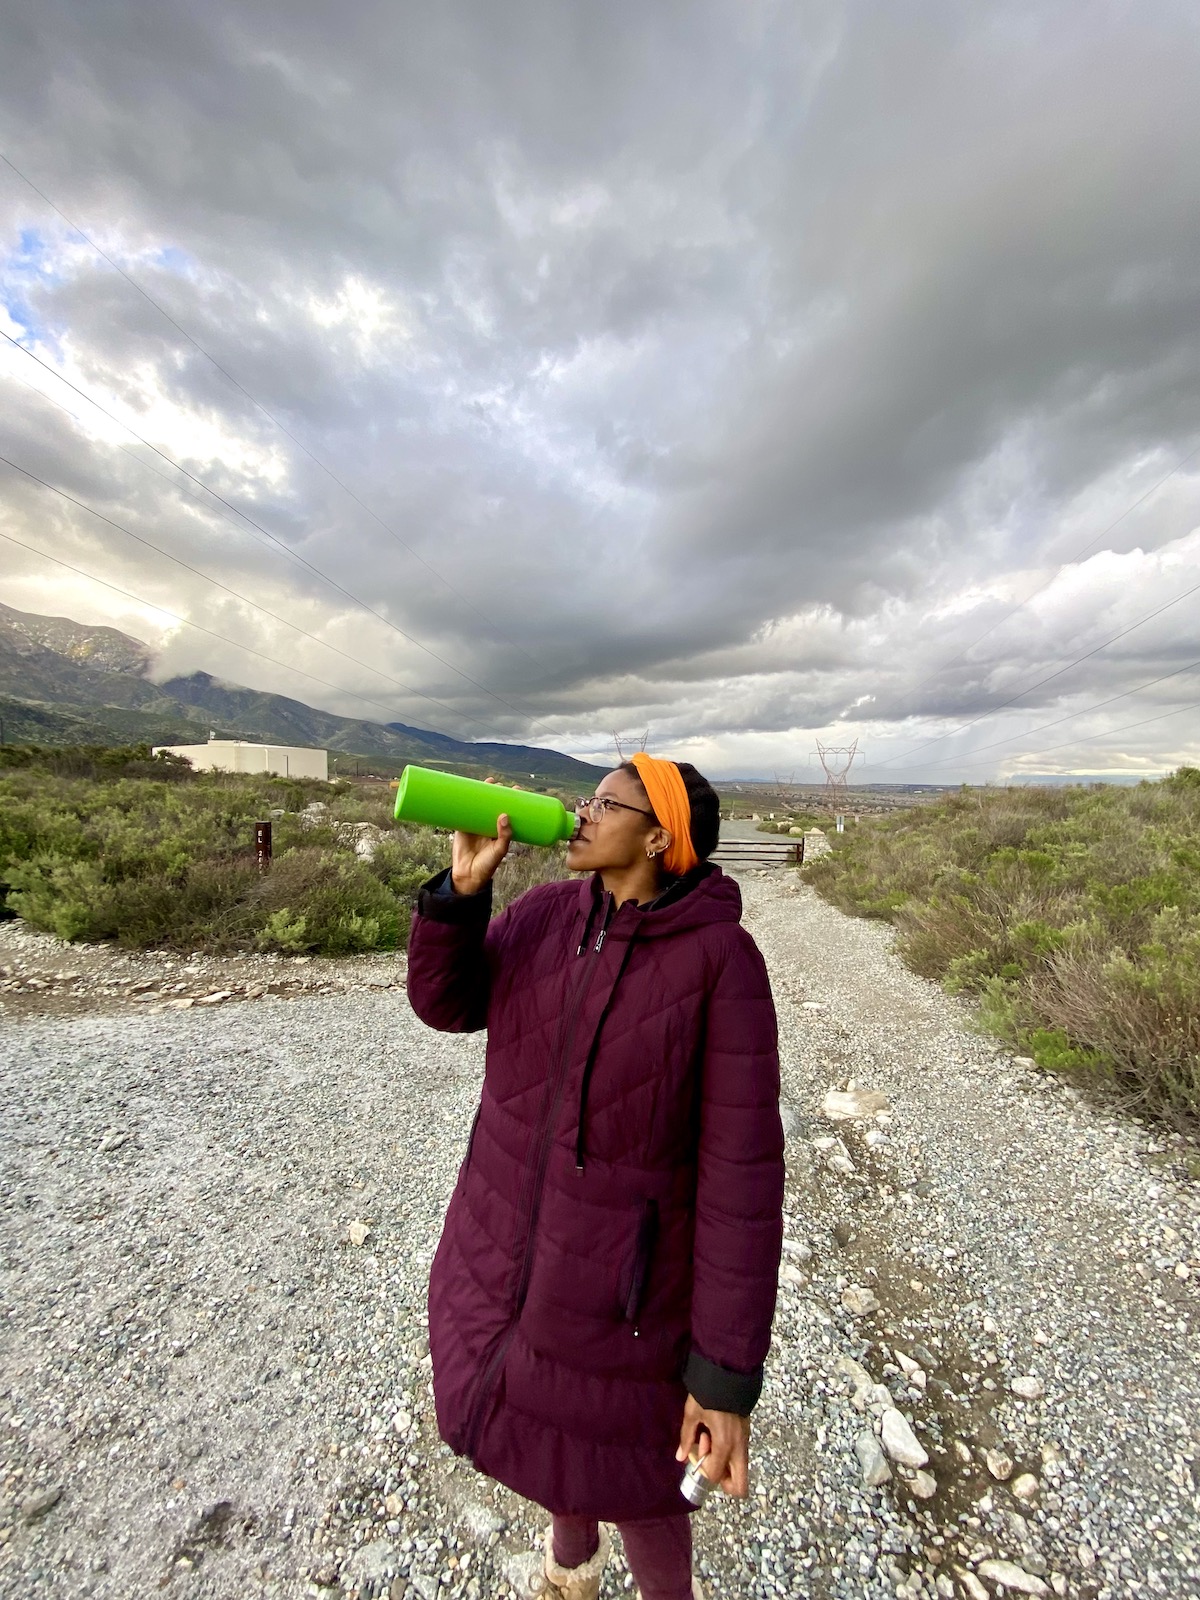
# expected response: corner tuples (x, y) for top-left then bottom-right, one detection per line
(0, 872), (1196, 1600)
(733, 871), (1199, 1600)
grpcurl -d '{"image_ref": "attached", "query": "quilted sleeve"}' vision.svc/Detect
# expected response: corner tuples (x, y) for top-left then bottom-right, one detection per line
(683, 929), (784, 1414)
(405, 867), (498, 1033)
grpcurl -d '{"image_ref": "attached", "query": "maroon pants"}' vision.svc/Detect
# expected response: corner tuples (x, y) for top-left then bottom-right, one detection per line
(552, 1512), (692, 1600)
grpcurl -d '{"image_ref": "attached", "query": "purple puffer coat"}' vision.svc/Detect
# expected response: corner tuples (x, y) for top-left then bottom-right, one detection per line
(406, 861), (785, 1521)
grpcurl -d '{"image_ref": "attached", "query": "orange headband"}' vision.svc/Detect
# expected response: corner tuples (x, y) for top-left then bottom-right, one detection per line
(630, 753), (700, 877)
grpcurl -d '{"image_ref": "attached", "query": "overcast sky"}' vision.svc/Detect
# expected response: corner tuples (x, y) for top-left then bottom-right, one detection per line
(1, 0), (1198, 782)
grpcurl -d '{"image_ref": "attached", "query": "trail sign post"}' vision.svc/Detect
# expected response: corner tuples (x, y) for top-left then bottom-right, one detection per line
(255, 820), (272, 871)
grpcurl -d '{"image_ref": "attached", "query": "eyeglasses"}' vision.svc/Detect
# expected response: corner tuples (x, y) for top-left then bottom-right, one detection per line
(574, 795), (654, 823)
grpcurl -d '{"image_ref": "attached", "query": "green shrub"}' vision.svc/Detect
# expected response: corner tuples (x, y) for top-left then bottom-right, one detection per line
(0, 756), (574, 957)
(805, 773), (1200, 1123)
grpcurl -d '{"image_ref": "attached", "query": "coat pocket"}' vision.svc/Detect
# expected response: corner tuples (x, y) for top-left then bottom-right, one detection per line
(620, 1198), (660, 1331)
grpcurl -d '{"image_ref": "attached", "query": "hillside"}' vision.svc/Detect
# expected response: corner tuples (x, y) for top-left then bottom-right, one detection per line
(0, 602), (607, 785)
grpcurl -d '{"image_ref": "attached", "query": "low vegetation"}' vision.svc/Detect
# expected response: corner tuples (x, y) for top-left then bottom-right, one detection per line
(804, 771), (1200, 1124)
(0, 744), (568, 955)
(756, 812), (826, 834)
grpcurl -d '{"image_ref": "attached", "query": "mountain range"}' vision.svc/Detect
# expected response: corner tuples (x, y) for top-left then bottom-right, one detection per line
(0, 601), (608, 786)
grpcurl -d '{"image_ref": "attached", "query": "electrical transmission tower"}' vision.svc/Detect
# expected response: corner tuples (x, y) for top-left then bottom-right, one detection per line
(772, 769), (797, 807)
(612, 728), (650, 763)
(814, 738), (860, 796)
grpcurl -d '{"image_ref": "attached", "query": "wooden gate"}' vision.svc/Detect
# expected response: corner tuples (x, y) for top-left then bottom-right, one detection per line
(710, 835), (805, 869)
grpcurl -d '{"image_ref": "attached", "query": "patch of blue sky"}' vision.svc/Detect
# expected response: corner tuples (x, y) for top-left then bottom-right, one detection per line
(151, 244), (197, 278)
(0, 226), (68, 350)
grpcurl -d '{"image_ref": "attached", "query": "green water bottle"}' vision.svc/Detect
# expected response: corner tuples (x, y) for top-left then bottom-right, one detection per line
(393, 765), (580, 846)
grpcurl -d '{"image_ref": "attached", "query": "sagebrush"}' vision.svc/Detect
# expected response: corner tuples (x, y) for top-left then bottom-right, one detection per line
(0, 744), (568, 955)
(804, 770), (1200, 1123)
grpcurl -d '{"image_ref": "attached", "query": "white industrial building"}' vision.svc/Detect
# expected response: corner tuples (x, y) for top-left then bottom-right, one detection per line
(152, 736), (329, 781)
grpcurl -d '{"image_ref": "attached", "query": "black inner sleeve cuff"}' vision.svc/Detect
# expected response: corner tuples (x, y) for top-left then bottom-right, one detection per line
(416, 868), (493, 921)
(683, 1350), (763, 1416)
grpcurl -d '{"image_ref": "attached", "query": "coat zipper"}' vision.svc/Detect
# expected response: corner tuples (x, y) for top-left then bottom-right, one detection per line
(462, 893), (612, 1456)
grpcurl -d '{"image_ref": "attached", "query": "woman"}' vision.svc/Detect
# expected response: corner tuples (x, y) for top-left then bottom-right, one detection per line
(406, 754), (785, 1600)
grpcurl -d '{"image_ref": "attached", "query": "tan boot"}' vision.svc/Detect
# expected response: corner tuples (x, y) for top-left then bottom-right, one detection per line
(541, 1523), (611, 1600)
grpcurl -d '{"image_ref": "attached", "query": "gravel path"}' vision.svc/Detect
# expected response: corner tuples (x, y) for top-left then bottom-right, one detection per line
(1, 873), (1197, 1600)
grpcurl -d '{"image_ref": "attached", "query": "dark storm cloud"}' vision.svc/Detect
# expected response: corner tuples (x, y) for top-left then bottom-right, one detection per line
(1, 0), (1198, 776)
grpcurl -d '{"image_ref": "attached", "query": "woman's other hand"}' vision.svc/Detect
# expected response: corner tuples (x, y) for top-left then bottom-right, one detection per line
(676, 1394), (750, 1497)
(451, 813), (513, 895)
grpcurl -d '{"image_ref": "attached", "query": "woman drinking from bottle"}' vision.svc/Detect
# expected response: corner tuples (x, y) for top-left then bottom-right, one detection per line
(406, 754), (785, 1600)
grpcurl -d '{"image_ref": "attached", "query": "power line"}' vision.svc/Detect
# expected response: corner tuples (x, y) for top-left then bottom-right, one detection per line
(873, 568), (1200, 769)
(896, 655), (1200, 773)
(881, 697), (1200, 777)
(0, 327), (559, 737)
(0, 525), (469, 726)
(897, 439), (1200, 708)
(0, 149), (552, 678)
(0, 355), (496, 733)
(0, 450), (485, 733)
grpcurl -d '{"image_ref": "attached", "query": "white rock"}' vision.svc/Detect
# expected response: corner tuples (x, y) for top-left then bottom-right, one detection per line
(391, 1408), (412, 1434)
(782, 1237), (813, 1262)
(812, 1136), (837, 1152)
(505, 1552), (549, 1599)
(841, 1285), (879, 1316)
(801, 1000), (826, 1011)
(828, 1153), (856, 1175)
(821, 1086), (891, 1121)
(976, 1559), (1050, 1596)
(982, 1314), (999, 1335)
(854, 1430), (892, 1487)
(345, 1539), (396, 1583)
(1032, 1327), (1051, 1345)
(1077, 1542), (1096, 1569)
(462, 1502), (506, 1540)
(20, 1485), (63, 1523)
(1011, 1374), (1045, 1401)
(879, 1408), (928, 1468)
(1011, 1472), (1040, 1501)
(895, 1352), (921, 1378)
(985, 1448), (1014, 1480)
(347, 1220), (371, 1247)
(954, 1568), (989, 1600)
(779, 1264), (806, 1288)
(835, 1354), (873, 1393)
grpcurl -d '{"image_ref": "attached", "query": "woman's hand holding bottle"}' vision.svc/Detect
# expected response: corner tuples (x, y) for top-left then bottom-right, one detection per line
(451, 813), (513, 895)
(676, 1395), (750, 1498)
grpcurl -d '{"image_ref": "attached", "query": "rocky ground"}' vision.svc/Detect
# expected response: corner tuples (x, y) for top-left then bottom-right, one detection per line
(0, 919), (405, 1023)
(0, 872), (1197, 1600)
